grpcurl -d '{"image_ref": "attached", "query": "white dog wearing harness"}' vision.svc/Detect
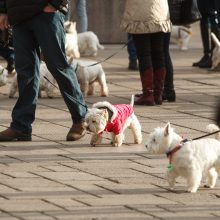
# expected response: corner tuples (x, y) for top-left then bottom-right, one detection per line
(145, 122), (220, 193)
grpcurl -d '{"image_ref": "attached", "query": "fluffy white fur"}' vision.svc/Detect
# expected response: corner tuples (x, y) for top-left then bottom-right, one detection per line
(145, 122), (220, 193)
(9, 63), (57, 98)
(211, 32), (220, 70)
(64, 21), (80, 62)
(85, 95), (142, 147)
(171, 26), (192, 50)
(78, 31), (104, 57)
(0, 66), (8, 87)
(71, 60), (108, 97)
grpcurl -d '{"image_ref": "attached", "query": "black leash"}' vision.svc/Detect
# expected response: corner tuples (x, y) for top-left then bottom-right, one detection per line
(43, 76), (87, 110)
(43, 41), (130, 108)
(86, 42), (129, 67)
(192, 129), (220, 141)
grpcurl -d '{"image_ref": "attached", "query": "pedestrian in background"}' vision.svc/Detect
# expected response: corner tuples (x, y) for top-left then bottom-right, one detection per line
(192, 0), (220, 68)
(121, 0), (171, 106)
(163, 32), (176, 102)
(127, 34), (138, 70)
(66, 0), (88, 33)
(0, 0), (87, 142)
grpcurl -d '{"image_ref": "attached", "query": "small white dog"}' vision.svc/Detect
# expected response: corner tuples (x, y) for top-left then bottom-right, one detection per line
(211, 32), (220, 70)
(145, 122), (220, 193)
(0, 66), (8, 87)
(9, 63), (57, 98)
(171, 25), (192, 50)
(78, 31), (104, 57)
(64, 21), (80, 62)
(72, 60), (108, 97)
(85, 95), (142, 147)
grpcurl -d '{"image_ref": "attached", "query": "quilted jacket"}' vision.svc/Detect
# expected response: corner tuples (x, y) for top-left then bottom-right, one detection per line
(120, 0), (171, 34)
(104, 104), (133, 135)
(0, 0), (68, 25)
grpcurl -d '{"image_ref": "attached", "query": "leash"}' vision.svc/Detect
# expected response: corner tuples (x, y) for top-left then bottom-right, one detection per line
(43, 41), (130, 107)
(192, 129), (220, 141)
(43, 76), (87, 110)
(86, 41), (129, 68)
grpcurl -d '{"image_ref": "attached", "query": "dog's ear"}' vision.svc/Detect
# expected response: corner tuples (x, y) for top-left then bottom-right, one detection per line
(164, 122), (171, 136)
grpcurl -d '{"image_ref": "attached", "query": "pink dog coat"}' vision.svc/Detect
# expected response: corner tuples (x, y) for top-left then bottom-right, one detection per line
(104, 104), (133, 135)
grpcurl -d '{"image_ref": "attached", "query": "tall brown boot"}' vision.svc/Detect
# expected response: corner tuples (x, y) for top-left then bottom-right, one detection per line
(154, 68), (166, 105)
(134, 68), (155, 106)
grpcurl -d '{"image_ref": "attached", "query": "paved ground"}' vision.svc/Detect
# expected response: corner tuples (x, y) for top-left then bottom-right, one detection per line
(1, 23), (220, 219)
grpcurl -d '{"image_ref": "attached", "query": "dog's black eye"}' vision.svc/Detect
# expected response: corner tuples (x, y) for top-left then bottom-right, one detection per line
(92, 120), (96, 123)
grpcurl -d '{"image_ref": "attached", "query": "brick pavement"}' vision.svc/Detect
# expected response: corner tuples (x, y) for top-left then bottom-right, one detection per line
(1, 23), (220, 219)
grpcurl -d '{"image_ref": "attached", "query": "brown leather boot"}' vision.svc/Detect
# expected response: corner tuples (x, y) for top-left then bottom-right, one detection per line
(66, 121), (87, 141)
(134, 68), (155, 106)
(154, 68), (166, 105)
(0, 128), (32, 141)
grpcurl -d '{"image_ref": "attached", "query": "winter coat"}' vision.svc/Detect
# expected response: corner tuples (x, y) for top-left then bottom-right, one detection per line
(120, 0), (171, 34)
(93, 101), (134, 136)
(0, 0), (68, 26)
(104, 104), (133, 135)
(197, 0), (218, 14)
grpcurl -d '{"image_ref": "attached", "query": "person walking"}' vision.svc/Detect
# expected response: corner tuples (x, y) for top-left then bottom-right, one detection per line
(192, 0), (220, 68)
(121, 0), (171, 105)
(0, 0), (87, 141)
(66, 0), (88, 33)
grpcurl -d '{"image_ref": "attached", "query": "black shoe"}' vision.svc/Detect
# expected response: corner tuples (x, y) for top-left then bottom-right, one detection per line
(6, 60), (15, 75)
(0, 128), (32, 141)
(198, 57), (212, 68)
(163, 89), (176, 102)
(192, 55), (211, 67)
(128, 59), (138, 70)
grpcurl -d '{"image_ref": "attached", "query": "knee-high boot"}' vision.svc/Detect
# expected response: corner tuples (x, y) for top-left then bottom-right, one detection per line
(134, 68), (155, 106)
(154, 67), (166, 105)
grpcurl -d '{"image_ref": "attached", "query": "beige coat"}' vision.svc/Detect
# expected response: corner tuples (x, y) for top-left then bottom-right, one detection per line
(121, 0), (171, 34)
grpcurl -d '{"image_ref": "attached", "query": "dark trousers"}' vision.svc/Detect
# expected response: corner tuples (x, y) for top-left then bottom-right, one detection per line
(164, 32), (174, 91)
(127, 34), (137, 61)
(132, 32), (165, 73)
(11, 12), (87, 134)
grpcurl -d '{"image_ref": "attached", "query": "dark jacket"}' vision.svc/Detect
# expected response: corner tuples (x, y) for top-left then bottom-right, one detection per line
(0, 0), (68, 25)
(197, 0), (218, 14)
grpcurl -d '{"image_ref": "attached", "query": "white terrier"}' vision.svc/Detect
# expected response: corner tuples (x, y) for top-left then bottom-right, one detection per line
(0, 66), (8, 87)
(145, 122), (220, 193)
(171, 26), (192, 50)
(78, 31), (104, 57)
(211, 32), (220, 70)
(64, 21), (80, 62)
(85, 95), (142, 147)
(9, 63), (57, 98)
(71, 60), (108, 97)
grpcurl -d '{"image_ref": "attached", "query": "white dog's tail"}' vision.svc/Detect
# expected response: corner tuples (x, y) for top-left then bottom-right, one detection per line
(130, 94), (134, 106)
(211, 32), (220, 47)
(206, 124), (220, 140)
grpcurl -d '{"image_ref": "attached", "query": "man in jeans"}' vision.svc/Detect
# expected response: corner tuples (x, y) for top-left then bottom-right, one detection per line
(66, 0), (88, 33)
(0, 0), (87, 141)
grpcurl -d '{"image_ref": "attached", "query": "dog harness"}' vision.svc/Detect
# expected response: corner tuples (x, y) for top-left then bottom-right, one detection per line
(104, 104), (133, 135)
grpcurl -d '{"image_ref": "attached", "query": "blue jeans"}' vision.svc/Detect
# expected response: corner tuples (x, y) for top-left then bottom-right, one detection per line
(76, 0), (88, 33)
(66, 0), (88, 33)
(127, 34), (137, 61)
(11, 12), (87, 134)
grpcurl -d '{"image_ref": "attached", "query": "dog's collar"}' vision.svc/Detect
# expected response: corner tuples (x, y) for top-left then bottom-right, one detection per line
(166, 138), (189, 171)
(98, 107), (113, 122)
